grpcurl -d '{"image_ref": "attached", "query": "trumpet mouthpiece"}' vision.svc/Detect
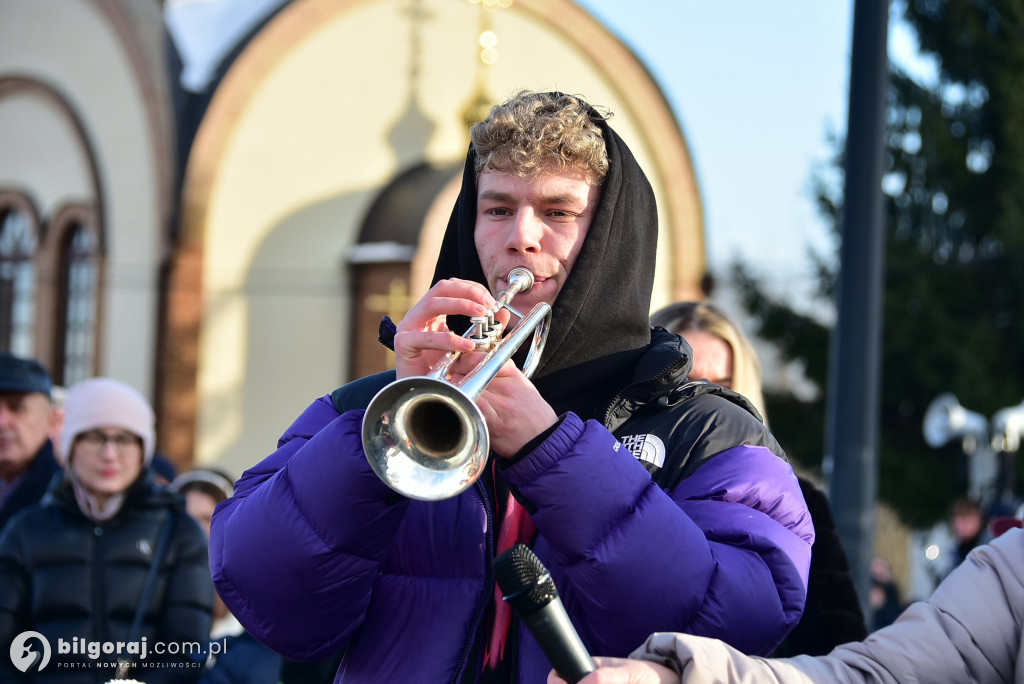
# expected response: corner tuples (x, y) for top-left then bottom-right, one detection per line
(506, 267), (535, 293)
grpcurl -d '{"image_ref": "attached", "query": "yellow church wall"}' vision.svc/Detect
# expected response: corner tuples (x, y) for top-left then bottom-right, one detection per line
(188, 0), (704, 473)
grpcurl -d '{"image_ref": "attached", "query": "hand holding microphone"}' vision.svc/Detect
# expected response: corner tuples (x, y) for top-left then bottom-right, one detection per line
(493, 543), (596, 683)
(547, 657), (681, 684)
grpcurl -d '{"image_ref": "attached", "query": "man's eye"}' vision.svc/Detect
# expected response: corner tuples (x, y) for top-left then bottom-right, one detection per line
(487, 207), (512, 216)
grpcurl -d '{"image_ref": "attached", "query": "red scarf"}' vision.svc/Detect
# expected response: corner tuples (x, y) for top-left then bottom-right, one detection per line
(483, 490), (536, 670)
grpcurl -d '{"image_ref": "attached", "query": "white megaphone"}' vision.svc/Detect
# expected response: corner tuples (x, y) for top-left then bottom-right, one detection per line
(991, 400), (1024, 453)
(923, 392), (988, 449)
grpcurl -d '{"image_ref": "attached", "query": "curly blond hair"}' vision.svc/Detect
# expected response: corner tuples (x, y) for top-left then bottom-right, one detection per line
(470, 90), (610, 183)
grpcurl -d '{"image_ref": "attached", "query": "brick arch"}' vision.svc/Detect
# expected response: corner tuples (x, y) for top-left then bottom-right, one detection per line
(0, 189), (41, 232)
(0, 77), (105, 370)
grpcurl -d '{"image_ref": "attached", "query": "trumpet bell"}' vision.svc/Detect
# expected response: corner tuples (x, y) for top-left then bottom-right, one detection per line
(361, 267), (550, 501)
(363, 376), (489, 501)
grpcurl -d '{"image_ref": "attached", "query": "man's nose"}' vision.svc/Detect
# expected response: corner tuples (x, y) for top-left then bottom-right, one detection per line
(505, 210), (543, 253)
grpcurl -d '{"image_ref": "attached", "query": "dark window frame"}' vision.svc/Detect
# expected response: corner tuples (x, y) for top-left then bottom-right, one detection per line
(45, 204), (102, 387)
(0, 190), (41, 357)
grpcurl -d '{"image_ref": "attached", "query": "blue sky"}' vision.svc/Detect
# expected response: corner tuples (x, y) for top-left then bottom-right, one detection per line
(574, 2), (939, 308)
(574, 2), (856, 301)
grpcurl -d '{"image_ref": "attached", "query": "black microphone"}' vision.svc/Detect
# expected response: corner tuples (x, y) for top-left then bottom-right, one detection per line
(492, 543), (596, 683)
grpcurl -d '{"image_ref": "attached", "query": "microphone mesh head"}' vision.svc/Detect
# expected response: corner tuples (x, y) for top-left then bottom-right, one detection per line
(493, 543), (558, 614)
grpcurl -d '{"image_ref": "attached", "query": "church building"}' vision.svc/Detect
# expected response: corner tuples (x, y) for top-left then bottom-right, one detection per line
(0, 0), (705, 477)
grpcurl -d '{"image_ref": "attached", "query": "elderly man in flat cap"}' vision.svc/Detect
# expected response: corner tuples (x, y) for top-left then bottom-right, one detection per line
(0, 352), (61, 531)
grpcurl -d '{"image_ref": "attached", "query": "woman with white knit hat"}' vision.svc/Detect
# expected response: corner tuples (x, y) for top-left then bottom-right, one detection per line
(0, 377), (213, 683)
(60, 378), (158, 521)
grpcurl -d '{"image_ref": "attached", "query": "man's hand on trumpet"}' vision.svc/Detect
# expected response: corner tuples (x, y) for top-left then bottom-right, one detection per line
(393, 278), (498, 379)
(477, 359), (557, 458)
(393, 276), (556, 459)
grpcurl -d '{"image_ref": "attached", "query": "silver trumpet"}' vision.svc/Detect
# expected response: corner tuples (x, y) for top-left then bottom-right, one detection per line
(362, 267), (551, 501)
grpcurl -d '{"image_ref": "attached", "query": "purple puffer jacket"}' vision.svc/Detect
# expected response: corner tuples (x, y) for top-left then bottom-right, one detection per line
(211, 351), (813, 683)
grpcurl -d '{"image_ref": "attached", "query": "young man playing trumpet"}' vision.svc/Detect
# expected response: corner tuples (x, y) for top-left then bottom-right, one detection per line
(210, 90), (813, 683)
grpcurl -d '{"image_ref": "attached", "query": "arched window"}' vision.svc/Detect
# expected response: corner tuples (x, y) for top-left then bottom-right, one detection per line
(0, 202), (39, 356)
(57, 222), (99, 386)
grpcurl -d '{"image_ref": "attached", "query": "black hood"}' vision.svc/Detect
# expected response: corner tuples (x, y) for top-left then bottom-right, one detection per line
(431, 110), (658, 379)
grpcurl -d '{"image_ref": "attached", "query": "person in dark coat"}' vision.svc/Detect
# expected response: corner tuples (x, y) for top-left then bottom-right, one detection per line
(868, 555), (905, 631)
(0, 352), (61, 532)
(776, 478), (868, 655)
(0, 377), (213, 683)
(171, 467), (283, 684)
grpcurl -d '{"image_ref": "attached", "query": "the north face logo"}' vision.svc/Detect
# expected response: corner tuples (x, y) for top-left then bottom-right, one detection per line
(619, 433), (666, 470)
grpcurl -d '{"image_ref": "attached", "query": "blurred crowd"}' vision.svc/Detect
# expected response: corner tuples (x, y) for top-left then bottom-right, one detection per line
(0, 352), (285, 683)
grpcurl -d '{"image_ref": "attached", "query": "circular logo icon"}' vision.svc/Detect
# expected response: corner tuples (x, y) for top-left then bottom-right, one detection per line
(10, 631), (51, 672)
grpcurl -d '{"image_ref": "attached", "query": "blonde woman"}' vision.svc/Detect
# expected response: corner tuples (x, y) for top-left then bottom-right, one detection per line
(649, 301), (766, 419)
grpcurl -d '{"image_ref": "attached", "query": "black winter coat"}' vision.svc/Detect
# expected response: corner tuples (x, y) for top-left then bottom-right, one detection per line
(0, 473), (213, 683)
(0, 440), (61, 531)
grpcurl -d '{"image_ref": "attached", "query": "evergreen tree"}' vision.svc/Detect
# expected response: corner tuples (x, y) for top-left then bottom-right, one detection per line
(735, 0), (1024, 529)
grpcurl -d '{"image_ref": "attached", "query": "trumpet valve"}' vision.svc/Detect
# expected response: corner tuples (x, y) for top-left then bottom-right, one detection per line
(470, 316), (490, 349)
(486, 322), (503, 349)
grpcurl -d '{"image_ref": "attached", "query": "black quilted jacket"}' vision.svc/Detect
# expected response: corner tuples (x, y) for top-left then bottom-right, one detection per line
(0, 473), (213, 683)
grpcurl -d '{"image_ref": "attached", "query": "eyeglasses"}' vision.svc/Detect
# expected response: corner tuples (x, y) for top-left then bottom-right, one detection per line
(76, 430), (142, 455)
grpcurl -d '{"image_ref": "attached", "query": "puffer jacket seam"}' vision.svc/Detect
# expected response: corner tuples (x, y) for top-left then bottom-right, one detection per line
(558, 478), (660, 572)
(278, 465), (377, 562)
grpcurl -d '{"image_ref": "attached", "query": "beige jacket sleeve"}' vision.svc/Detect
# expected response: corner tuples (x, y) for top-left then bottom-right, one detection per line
(631, 527), (1024, 684)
